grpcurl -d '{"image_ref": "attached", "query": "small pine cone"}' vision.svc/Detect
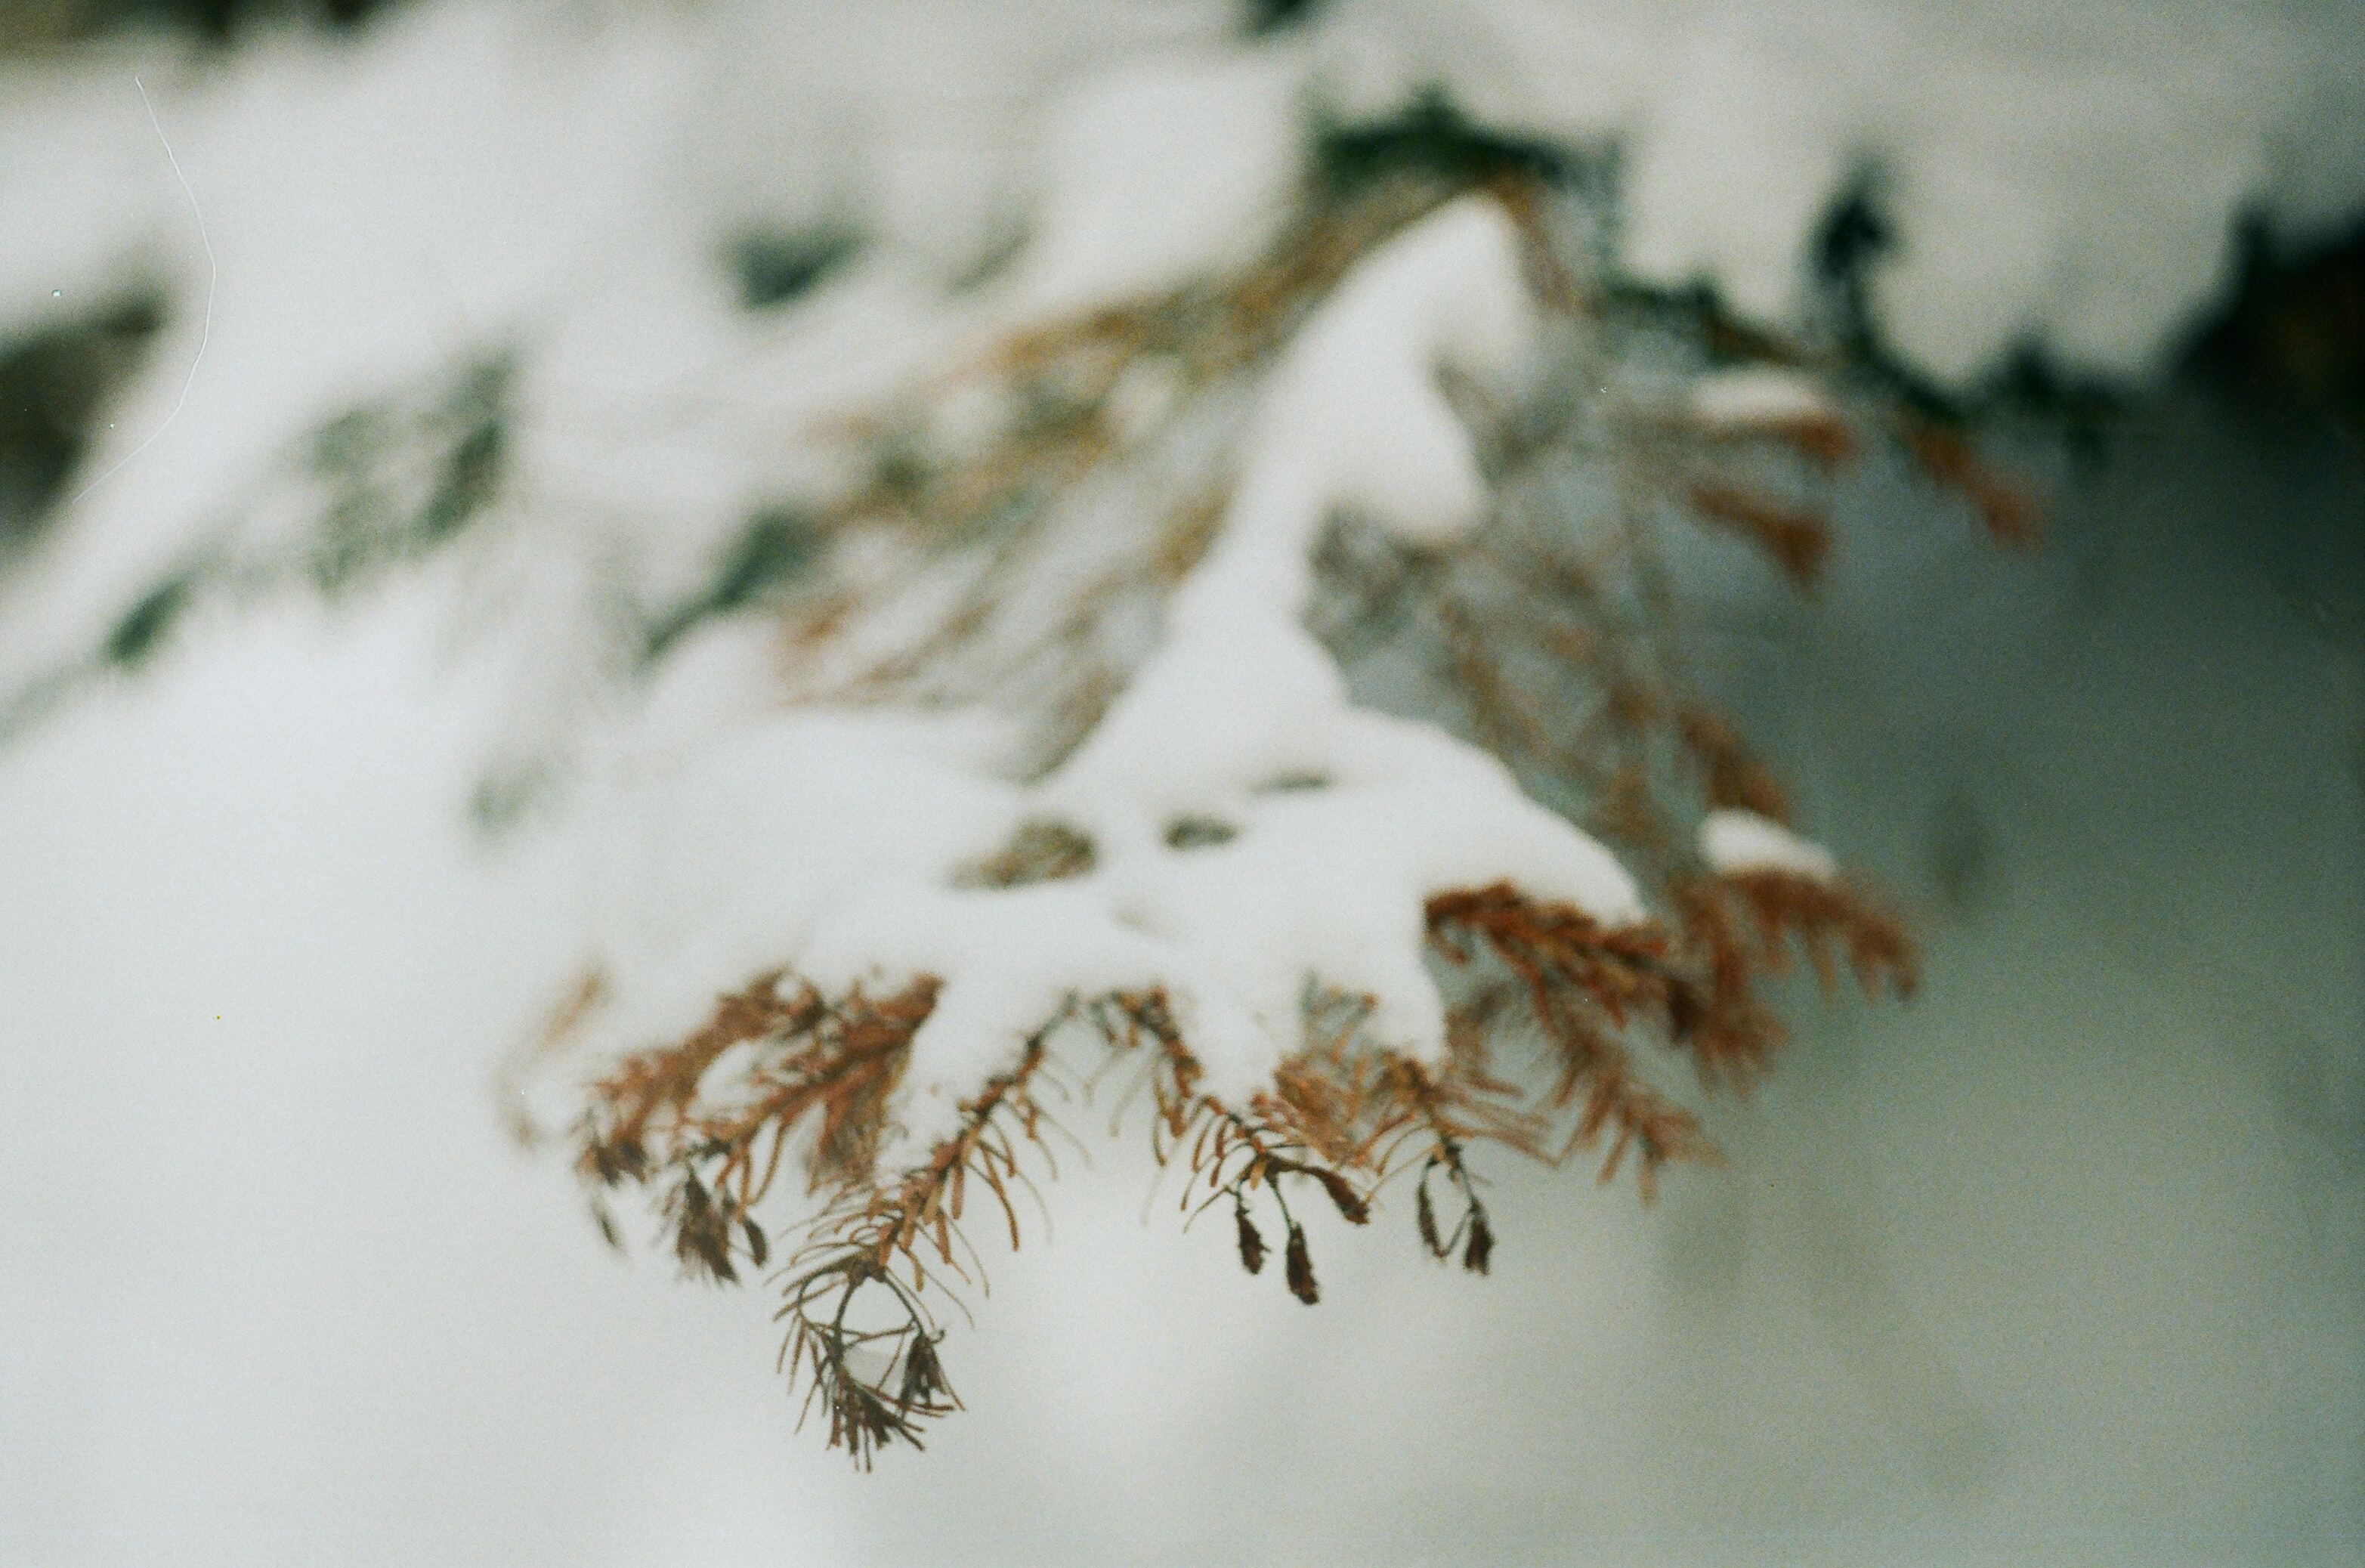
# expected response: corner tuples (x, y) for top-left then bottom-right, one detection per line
(898, 1331), (951, 1410)
(1284, 1223), (1319, 1305)
(1235, 1205), (1267, 1275)
(672, 1173), (738, 1284)
(1462, 1211), (1494, 1276)
(741, 1215), (769, 1268)
(1312, 1168), (1370, 1225)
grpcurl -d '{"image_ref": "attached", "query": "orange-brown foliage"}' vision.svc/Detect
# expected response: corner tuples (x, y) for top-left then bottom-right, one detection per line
(1683, 481), (1834, 586)
(1903, 422), (2042, 547)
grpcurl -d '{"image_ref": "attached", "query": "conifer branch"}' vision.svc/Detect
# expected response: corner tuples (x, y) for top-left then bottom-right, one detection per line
(540, 148), (1975, 1467)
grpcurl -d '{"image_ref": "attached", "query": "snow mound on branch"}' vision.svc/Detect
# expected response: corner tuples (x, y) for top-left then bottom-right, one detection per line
(1010, 50), (1309, 318)
(1699, 808), (1839, 881)
(595, 197), (1643, 1152)
(1687, 367), (1842, 431)
(1312, 0), (2365, 381)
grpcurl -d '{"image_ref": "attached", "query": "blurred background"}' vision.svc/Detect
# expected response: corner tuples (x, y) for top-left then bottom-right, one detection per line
(1, 2), (2360, 1564)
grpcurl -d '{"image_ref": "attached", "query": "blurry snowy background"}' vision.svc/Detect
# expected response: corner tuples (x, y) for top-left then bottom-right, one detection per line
(2, 1), (2361, 1563)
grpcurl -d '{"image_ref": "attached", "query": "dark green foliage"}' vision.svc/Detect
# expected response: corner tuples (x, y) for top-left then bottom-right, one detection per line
(1811, 168), (1893, 360)
(1814, 180), (1893, 289)
(418, 407), (503, 542)
(308, 491), (386, 595)
(2184, 210), (2365, 418)
(20, 0), (401, 50)
(4, 347), (519, 750)
(728, 227), (861, 312)
(0, 288), (165, 554)
(305, 403), (392, 477)
(1798, 172), (1979, 422)
(303, 353), (511, 596)
(1975, 341), (2123, 459)
(645, 508), (824, 660)
(1242, 0), (1320, 36)
(1596, 276), (1797, 370)
(1594, 176), (2126, 437)
(468, 760), (560, 838)
(1162, 815), (1237, 849)
(706, 509), (824, 615)
(104, 569), (192, 667)
(1810, 178), (2128, 434)
(1315, 88), (1575, 196)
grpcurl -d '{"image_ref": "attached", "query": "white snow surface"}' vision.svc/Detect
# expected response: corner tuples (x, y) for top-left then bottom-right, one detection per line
(1699, 807), (1842, 881)
(1007, 48), (1309, 318)
(1686, 366), (1844, 431)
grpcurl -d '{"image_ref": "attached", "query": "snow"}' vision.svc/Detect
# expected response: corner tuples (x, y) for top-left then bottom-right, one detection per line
(1699, 806), (1841, 881)
(12, 0), (2356, 1129)
(8, 462), (2361, 1563)
(1310, 0), (2365, 382)
(591, 196), (1640, 1135)
(2, 5), (2361, 1560)
(1687, 366), (1843, 431)
(1007, 49), (1309, 318)
(5, 0), (2363, 759)
(0, 0), (2356, 1149)
(0, 1), (700, 691)
(585, 709), (1025, 1060)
